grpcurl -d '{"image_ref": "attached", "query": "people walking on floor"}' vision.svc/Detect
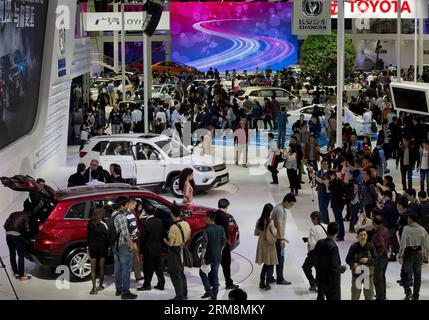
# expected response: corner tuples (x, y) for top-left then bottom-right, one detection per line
(215, 199), (239, 290)
(417, 139), (429, 194)
(87, 208), (109, 295)
(312, 159), (331, 224)
(277, 107), (288, 149)
(371, 212), (390, 300)
(346, 228), (378, 300)
(255, 203), (278, 290)
(111, 197), (137, 300)
(124, 199), (143, 282)
(270, 193), (296, 285)
(4, 203), (32, 281)
(327, 170), (345, 241)
(138, 204), (165, 292)
(234, 118), (249, 168)
(399, 212), (429, 300)
(200, 211), (226, 301)
(164, 205), (191, 300)
(396, 135), (417, 191)
(302, 212), (327, 292)
(267, 133), (280, 185)
(283, 144), (300, 196)
(314, 222), (343, 300)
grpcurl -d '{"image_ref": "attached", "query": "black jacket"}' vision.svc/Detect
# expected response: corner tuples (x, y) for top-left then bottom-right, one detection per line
(4, 211), (31, 235)
(314, 238), (342, 282)
(140, 216), (164, 258)
(68, 172), (86, 188)
(329, 178), (345, 209)
(214, 210), (229, 241)
(396, 145), (418, 168)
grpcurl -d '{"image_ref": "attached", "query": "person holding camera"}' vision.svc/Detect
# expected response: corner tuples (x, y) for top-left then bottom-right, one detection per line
(311, 159), (331, 225)
(346, 228), (378, 300)
(302, 212), (327, 292)
(313, 222), (345, 300)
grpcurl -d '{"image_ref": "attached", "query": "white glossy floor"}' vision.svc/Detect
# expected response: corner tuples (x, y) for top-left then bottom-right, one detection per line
(0, 145), (428, 300)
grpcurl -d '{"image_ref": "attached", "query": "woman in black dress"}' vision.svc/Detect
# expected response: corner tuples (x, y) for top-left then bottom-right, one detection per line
(87, 208), (109, 295)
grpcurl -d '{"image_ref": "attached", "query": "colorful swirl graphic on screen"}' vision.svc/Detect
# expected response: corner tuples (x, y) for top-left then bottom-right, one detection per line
(170, 2), (299, 72)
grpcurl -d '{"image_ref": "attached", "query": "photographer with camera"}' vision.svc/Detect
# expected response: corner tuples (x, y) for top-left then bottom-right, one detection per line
(302, 212), (327, 292)
(310, 159), (331, 225)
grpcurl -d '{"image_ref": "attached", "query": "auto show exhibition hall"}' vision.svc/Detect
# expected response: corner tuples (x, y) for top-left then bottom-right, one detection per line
(0, 0), (429, 302)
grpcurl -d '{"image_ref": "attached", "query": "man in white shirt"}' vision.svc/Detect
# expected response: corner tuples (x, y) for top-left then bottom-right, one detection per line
(267, 133), (280, 185)
(131, 107), (143, 123)
(362, 108), (373, 137)
(418, 139), (429, 193)
(156, 107), (167, 125)
(171, 105), (182, 140)
(302, 211), (328, 292)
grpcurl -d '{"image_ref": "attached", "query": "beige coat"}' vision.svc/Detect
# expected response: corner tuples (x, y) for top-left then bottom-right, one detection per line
(255, 219), (279, 266)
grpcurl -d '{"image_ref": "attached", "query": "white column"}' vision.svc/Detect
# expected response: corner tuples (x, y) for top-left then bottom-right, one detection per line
(143, 16), (152, 133)
(419, 17), (424, 77)
(121, 2), (126, 102)
(113, 3), (119, 73)
(336, 0), (345, 148)
(415, 18), (418, 81)
(396, 0), (401, 81)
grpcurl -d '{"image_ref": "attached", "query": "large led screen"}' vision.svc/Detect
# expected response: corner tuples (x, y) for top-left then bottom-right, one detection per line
(170, 2), (298, 72)
(0, 0), (49, 151)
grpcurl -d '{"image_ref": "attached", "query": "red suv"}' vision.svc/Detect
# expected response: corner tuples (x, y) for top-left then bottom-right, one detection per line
(1, 176), (240, 281)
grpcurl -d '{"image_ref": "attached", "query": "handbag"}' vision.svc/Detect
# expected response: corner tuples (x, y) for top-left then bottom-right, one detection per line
(176, 222), (194, 268)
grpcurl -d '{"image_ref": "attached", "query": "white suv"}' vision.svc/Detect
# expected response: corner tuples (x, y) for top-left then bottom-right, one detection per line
(238, 86), (297, 108)
(79, 134), (229, 197)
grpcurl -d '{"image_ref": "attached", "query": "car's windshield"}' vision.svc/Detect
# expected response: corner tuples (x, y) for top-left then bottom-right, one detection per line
(155, 139), (191, 158)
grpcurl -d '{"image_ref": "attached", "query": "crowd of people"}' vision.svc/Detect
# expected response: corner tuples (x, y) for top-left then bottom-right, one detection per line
(4, 64), (429, 301)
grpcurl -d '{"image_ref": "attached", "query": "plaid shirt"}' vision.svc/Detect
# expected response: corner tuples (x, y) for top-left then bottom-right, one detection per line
(125, 210), (139, 241)
(112, 211), (129, 246)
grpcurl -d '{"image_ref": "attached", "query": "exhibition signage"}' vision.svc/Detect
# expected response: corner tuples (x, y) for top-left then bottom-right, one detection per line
(331, 0), (428, 19)
(293, 0), (331, 35)
(82, 12), (169, 31)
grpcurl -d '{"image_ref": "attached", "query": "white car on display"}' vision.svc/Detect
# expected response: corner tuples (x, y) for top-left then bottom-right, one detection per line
(89, 78), (110, 101)
(79, 134), (229, 197)
(237, 86), (297, 108)
(287, 105), (375, 137)
(152, 84), (175, 101)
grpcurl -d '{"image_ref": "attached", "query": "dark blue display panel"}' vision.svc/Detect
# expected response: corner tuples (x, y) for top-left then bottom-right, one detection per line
(0, 0), (49, 150)
(170, 2), (299, 72)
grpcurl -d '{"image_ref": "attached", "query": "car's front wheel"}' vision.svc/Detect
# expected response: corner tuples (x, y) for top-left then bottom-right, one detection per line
(170, 175), (184, 198)
(192, 237), (203, 268)
(66, 248), (91, 281)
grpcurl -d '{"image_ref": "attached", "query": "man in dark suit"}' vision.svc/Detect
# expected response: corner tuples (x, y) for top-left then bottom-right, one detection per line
(314, 222), (343, 300)
(84, 159), (99, 184)
(67, 163), (86, 187)
(215, 199), (239, 290)
(138, 204), (165, 291)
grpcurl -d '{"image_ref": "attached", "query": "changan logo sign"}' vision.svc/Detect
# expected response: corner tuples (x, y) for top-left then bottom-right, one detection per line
(331, 0), (428, 19)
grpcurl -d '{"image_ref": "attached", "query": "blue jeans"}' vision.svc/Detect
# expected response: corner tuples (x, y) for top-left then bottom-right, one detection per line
(402, 250), (422, 298)
(114, 244), (132, 294)
(199, 262), (220, 297)
(332, 207), (345, 240)
(275, 240), (285, 282)
(111, 124), (121, 135)
(318, 192), (330, 224)
(420, 169), (429, 193)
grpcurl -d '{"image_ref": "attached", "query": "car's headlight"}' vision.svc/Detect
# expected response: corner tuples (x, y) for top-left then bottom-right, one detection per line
(193, 165), (213, 172)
